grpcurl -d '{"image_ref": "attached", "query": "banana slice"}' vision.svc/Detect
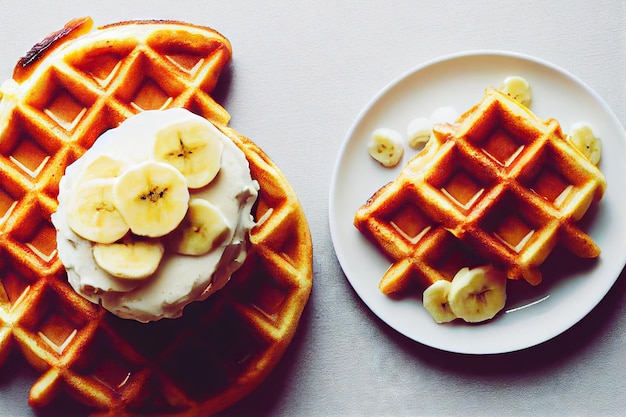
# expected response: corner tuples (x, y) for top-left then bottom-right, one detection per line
(67, 178), (130, 244)
(499, 76), (532, 107)
(93, 238), (165, 279)
(114, 160), (190, 237)
(368, 128), (404, 167)
(152, 118), (223, 189)
(430, 106), (458, 124)
(406, 117), (433, 149)
(77, 155), (129, 184)
(447, 266), (507, 323)
(567, 122), (602, 165)
(422, 280), (457, 323)
(170, 197), (232, 256)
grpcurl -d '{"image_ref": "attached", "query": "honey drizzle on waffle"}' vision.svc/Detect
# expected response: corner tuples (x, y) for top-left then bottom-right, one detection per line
(354, 88), (606, 295)
(0, 18), (312, 416)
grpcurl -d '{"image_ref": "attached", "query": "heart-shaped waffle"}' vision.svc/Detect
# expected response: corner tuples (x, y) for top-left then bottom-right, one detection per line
(0, 17), (312, 416)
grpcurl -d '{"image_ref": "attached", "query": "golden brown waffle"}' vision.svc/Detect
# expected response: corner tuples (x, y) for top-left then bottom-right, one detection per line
(355, 88), (605, 295)
(0, 17), (312, 416)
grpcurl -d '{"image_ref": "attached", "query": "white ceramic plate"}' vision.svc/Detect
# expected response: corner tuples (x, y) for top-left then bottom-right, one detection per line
(329, 51), (626, 354)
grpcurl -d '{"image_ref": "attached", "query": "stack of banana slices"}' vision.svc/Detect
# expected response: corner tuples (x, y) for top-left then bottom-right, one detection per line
(53, 106), (260, 322)
(423, 266), (507, 323)
(63, 111), (237, 280)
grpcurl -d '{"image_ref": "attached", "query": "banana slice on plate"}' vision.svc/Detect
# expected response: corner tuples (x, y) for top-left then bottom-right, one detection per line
(406, 117), (433, 149)
(152, 118), (223, 189)
(93, 238), (165, 279)
(368, 128), (404, 167)
(447, 266), (507, 323)
(499, 75), (532, 107)
(170, 197), (232, 256)
(422, 280), (457, 323)
(114, 160), (190, 237)
(67, 178), (130, 244)
(430, 106), (458, 124)
(567, 121), (602, 165)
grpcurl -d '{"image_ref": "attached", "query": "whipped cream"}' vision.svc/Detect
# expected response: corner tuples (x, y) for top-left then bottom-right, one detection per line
(52, 108), (259, 322)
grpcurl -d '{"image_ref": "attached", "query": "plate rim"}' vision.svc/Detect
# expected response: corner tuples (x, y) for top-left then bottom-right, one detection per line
(329, 49), (626, 355)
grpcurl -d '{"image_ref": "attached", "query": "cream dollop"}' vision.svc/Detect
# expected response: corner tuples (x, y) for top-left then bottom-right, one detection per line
(52, 108), (259, 322)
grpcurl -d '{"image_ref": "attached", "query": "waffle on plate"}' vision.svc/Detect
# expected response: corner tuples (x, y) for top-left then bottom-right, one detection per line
(354, 87), (605, 296)
(0, 17), (312, 416)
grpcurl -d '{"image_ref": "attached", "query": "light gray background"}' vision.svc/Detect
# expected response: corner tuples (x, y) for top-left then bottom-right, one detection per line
(0, 1), (624, 416)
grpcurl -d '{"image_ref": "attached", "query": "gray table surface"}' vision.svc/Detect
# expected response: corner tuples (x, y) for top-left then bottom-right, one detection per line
(1, 1), (624, 416)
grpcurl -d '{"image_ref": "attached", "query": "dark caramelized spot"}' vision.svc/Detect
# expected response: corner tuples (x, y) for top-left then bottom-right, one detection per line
(14, 17), (94, 82)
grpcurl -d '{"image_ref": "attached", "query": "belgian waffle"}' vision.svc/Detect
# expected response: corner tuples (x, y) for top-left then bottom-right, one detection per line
(0, 17), (312, 416)
(354, 88), (605, 295)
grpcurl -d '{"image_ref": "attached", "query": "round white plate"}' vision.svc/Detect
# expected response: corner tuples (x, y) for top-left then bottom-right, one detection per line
(329, 51), (626, 354)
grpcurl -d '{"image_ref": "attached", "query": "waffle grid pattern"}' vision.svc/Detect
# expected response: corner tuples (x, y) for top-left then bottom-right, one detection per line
(355, 88), (605, 295)
(0, 18), (312, 416)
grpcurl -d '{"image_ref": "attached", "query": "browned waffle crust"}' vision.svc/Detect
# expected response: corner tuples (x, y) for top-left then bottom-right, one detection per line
(0, 17), (312, 416)
(355, 88), (605, 295)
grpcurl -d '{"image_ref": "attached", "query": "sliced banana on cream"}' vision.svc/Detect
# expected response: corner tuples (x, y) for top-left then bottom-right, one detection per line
(52, 108), (261, 321)
(92, 238), (165, 280)
(170, 197), (232, 256)
(67, 178), (130, 244)
(113, 160), (190, 238)
(152, 118), (223, 189)
(422, 280), (457, 323)
(499, 75), (532, 107)
(567, 122), (602, 165)
(368, 128), (404, 167)
(447, 266), (507, 323)
(77, 155), (129, 184)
